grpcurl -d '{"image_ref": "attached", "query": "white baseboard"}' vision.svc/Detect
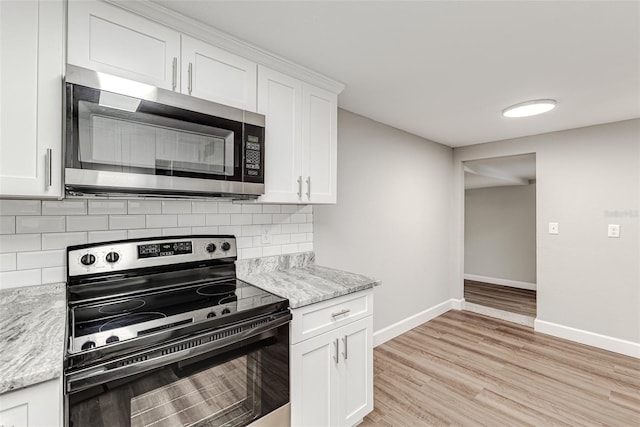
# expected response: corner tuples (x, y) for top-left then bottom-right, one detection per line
(464, 274), (536, 291)
(464, 301), (534, 327)
(373, 298), (463, 347)
(534, 319), (640, 359)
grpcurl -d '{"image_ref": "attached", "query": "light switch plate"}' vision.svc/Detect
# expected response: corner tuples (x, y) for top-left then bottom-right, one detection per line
(548, 222), (559, 235)
(607, 224), (620, 238)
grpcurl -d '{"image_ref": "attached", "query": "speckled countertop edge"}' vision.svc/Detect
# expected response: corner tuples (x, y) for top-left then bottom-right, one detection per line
(0, 283), (66, 394)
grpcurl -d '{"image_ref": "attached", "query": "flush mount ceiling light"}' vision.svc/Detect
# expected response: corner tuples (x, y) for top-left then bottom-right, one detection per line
(502, 99), (557, 118)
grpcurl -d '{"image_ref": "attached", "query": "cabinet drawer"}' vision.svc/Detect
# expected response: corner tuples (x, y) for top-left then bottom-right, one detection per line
(291, 290), (373, 344)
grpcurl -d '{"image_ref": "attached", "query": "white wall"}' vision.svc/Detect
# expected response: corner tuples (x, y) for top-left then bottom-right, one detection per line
(453, 119), (640, 349)
(465, 184), (537, 286)
(0, 199), (313, 290)
(314, 109), (455, 334)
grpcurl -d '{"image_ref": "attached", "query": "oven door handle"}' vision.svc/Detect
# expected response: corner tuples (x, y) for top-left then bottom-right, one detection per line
(65, 312), (291, 393)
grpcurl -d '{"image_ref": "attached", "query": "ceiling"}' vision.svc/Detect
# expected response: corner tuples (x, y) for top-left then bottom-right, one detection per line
(151, 1), (640, 147)
(464, 154), (536, 189)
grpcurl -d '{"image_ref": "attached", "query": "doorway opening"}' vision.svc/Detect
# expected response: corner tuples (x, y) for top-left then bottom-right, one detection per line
(463, 153), (537, 325)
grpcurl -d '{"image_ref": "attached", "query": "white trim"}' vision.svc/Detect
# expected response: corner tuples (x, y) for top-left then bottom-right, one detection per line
(534, 319), (640, 359)
(373, 299), (462, 347)
(104, 0), (345, 94)
(464, 274), (536, 291)
(464, 301), (534, 327)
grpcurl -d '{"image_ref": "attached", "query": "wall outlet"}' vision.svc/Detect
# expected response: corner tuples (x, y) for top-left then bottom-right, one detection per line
(261, 225), (273, 244)
(607, 224), (620, 238)
(548, 222), (559, 235)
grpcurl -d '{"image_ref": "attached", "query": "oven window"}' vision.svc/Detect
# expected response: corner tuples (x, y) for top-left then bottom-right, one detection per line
(68, 327), (289, 427)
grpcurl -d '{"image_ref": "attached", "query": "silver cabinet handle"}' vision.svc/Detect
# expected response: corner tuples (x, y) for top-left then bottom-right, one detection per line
(172, 57), (177, 91)
(342, 336), (348, 360)
(188, 62), (193, 95)
(331, 308), (350, 318)
(297, 176), (302, 199)
(45, 148), (52, 189)
(306, 176), (311, 199)
(333, 338), (339, 364)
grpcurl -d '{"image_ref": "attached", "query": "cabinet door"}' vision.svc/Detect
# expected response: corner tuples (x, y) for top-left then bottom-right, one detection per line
(0, 0), (63, 198)
(302, 83), (338, 204)
(67, 0), (180, 90)
(338, 316), (374, 427)
(291, 330), (340, 427)
(257, 66), (304, 204)
(0, 378), (61, 427)
(182, 35), (257, 111)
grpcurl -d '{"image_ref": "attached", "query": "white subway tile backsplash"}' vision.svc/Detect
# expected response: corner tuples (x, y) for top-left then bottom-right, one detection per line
(230, 214), (253, 225)
(146, 215), (178, 228)
(162, 200), (192, 214)
(290, 233), (307, 243)
(17, 250), (66, 270)
(290, 214), (306, 224)
(162, 228), (192, 236)
(281, 244), (299, 254)
(0, 269), (41, 290)
(67, 216), (109, 232)
(16, 216), (65, 233)
(280, 223), (299, 234)
(262, 245), (282, 257)
(0, 253), (17, 271)
(252, 214), (272, 225)
(306, 233), (313, 242)
(240, 247), (262, 259)
(191, 201), (218, 214)
(205, 214), (231, 226)
(272, 234), (291, 245)
(88, 230), (127, 243)
(218, 225), (243, 236)
(240, 225), (261, 236)
(272, 214), (291, 224)
(88, 200), (127, 215)
(191, 226), (219, 234)
(241, 204), (262, 214)
(42, 266), (65, 284)
(307, 214), (313, 223)
(0, 234), (41, 253)
(236, 236), (253, 249)
(177, 214), (206, 227)
(218, 202), (242, 214)
(299, 205), (313, 214)
(262, 205), (281, 214)
(110, 215), (145, 230)
(42, 200), (87, 215)
(0, 216), (15, 234)
(42, 232), (87, 250)
(280, 205), (299, 214)
(128, 200), (162, 214)
(299, 223), (313, 233)
(0, 200), (41, 215)
(299, 242), (313, 252)
(127, 228), (162, 239)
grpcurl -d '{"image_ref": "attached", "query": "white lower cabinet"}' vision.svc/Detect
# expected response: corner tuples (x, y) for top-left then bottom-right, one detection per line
(290, 292), (373, 427)
(0, 378), (61, 427)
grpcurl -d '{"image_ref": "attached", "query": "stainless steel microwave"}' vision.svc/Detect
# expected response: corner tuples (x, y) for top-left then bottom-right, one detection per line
(64, 65), (265, 198)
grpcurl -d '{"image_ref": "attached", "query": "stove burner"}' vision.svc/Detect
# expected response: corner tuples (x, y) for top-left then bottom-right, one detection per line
(219, 294), (238, 305)
(98, 299), (145, 314)
(196, 283), (236, 296)
(99, 312), (166, 332)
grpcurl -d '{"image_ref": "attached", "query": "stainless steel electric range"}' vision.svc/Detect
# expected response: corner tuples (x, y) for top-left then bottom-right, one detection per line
(63, 235), (290, 427)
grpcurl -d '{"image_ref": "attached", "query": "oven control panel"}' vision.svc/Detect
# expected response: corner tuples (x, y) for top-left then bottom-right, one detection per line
(68, 236), (237, 277)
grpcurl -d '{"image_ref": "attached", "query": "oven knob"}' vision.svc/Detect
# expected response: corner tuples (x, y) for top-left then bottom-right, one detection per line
(105, 251), (120, 263)
(80, 253), (96, 266)
(206, 243), (217, 253)
(106, 335), (119, 344)
(221, 308), (231, 315)
(206, 312), (216, 318)
(221, 242), (231, 251)
(81, 341), (96, 351)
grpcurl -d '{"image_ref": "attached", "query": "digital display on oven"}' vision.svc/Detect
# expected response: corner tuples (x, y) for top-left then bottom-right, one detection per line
(137, 241), (193, 258)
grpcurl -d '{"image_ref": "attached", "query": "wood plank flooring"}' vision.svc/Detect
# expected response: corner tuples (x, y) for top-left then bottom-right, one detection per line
(464, 280), (536, 317)
(362, 310), (639, 426)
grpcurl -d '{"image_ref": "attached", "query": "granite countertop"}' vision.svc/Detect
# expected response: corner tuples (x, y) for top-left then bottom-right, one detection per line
(0, 283), (66, 394)
(237, 253), (381, 308)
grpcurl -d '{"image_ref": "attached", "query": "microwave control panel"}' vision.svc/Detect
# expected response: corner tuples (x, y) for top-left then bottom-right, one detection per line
(243, 124), (264, 182)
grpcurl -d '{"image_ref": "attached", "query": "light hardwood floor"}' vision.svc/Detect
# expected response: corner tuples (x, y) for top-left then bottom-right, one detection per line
(464, 280), (536, 317)
(362, 310), (639, 426)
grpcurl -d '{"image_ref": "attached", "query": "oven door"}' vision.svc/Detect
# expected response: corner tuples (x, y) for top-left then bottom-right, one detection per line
(65, 313), (290, 427)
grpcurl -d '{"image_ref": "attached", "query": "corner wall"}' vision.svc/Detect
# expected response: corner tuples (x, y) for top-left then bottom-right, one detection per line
(453, 119), (640, 355)
(314, 109), (455, 341)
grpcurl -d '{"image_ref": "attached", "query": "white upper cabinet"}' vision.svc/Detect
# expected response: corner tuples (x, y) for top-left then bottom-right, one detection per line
(182, 35), (257, 111)
(0, 0), (64, 198)
(257, 66), (304, 204)
(258, 66), (338, 204)
(67, 0), (181, 90)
